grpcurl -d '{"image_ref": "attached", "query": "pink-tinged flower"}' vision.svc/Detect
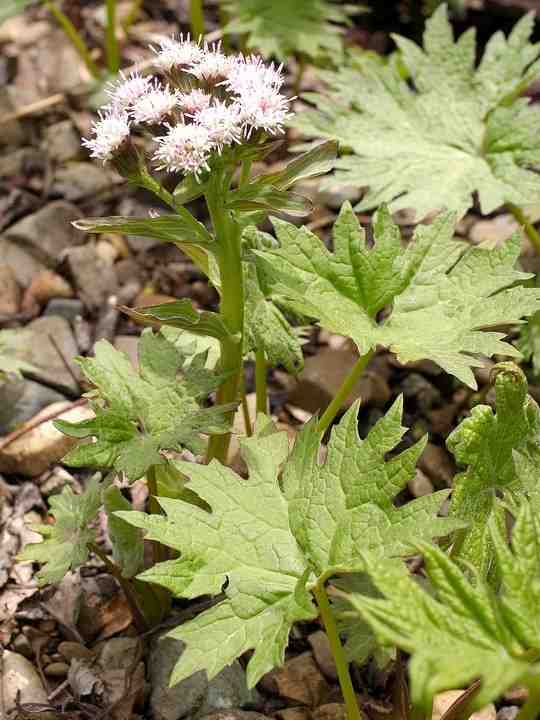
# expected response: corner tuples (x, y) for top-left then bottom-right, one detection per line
(237, 89), (291, 135)
(188, 43), (233, 83)
(178, 89), (212, 115)
(194, 101), (242, 150)
(152, 35), (203, 71)
(153, 123), (212, 177)
(130, 82), (179, 124)
(224, 55), (285, 96)
(106, 71), (152, 110)
(82, 109), (131, 162)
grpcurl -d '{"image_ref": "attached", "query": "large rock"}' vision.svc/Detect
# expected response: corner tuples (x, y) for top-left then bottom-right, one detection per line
(2, 650), (48, 710)
(0, 264), (21, 316)
(0, 240), (46, 288)
(43, 120), (81, 163)
(66, 245), (118, 312)
(3, 201), (84, 269)
(149, 635), (258, 720)
(0, 401), (94, 476)
(12, 315), (81, 394)
(52, 163), (116, 201)
(0, 377), (67, 435)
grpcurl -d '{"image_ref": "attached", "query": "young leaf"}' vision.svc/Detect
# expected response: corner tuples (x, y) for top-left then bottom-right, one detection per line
(447, 362), (540, 573)
(118, 401), (461, 687)
(348, 501), (540, 711)
(120, 300), (235, 342)
(73, 214), (213, 247)
(103, 485), (144, 578)
(56, 330), (233, 481)
(255, 203), (540, 388)
(223, 0), (354, 63)
(292, 8), (540, 218)
(19, 476), (103, 585)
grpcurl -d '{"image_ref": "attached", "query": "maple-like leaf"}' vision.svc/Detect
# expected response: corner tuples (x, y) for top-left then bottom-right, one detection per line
(348, 500), (540, 711)
(447, 362), (540, 574)
(19, 476), (102, 585)
(119, 401), (461, 687)
(255, 203), (540, 389)
(223, 0), (354, 62)
(292, 7), (540, 218)
(56, 329), (233, 481)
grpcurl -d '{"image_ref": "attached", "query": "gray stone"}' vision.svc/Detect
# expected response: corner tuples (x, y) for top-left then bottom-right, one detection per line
(150, 635), (258, 720)
(43, 120), (81, 163)
(13, 315), (81, 394)
(0, 263), (21, 316)
(52, 163), (115, 201)
(0, 147), (46, 179)
(497, 709), (519, 720)
(0, 378), (67, 435)
(0, 238), (46, 288)
(3, 201), (84, 268)
(1, 650), (48, 710)
(66, 245), (118, 312)
(44, 297), (84, 323)
(401, 373), (442, 413)
(0, 88), (26, 147)
(0, 188), (41, 233)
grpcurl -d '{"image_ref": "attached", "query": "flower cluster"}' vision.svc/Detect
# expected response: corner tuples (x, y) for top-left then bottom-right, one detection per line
(83, 37), (292, 178)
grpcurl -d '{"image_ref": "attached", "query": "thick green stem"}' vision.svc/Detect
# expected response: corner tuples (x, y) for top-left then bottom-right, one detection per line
(205, 175), (245, 464)
(190, 0), (205, 40)
(317, 349), (374, 434)
(312, 582), (363, 720)
(122, 0), (143, 33)
(517, 682), (540, 720)
(507, 203), (540, 255)
(105, 0), (120, 74)
(255, 348), (268, 415)
(44, 1), (101, 79)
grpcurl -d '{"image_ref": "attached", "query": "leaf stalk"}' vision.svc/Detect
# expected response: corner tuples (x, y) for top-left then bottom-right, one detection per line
(312, 581), (364, 720)
(507, 203), (540, 256)
(317, 349), (374, 434)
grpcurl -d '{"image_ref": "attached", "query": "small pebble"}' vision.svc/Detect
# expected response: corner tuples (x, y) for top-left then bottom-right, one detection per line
(44, 662), (69, 678)
(58, 641), (94, 662)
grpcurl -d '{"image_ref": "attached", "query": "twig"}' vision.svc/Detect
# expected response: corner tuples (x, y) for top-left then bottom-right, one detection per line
(0, 397), (88, 452)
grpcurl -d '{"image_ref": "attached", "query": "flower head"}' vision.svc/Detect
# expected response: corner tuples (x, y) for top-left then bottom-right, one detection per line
(82, 109), (131, 162)
(188, 43), (233, 83)
(153, 123), (212, 177)
(130, 82), (179, 124)
(224, 56), (285, 96)
(238, 89), (291, 135)
(178, 89), (212, 115)
(195, 101), (242, 149)
(106, 71), (152, 110)
(152, 34), (203, 71)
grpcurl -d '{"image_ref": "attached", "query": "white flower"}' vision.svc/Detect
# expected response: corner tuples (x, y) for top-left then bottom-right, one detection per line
(194, 101), (242, 150)
(237, 89), (291, 135)
(152, 34), (203, 71)
(82, 109), (131, 162)
(178, 89), (212, 115)
(188, 43), (233, 83)
(153, 123), (213, 177)
(224, 55), (285, 96)
(106, 71), (152, 110)
(130, 82), (179, 124)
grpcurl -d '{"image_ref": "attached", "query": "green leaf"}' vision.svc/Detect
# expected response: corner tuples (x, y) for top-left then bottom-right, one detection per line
(118, 403), (462, 687)
(73, 214), (213, 247)
(291, 8), (540, 219)
(55, 329), (233, 481)
(447, 361), (540, 573)
(223, 0), (355, 62)
(515, 310), (540, 377)
(227, 187), (312, 217)
(103, 486), (144, 578)
(19, 476), (103, 585)
(244, 262), (304, 374)
(120, 300), (236, 342)
(0, 0), (35, 24)
(256, 203), (540, 388)
(247, 141), (338, 191)
(348, 501), (540, 711)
